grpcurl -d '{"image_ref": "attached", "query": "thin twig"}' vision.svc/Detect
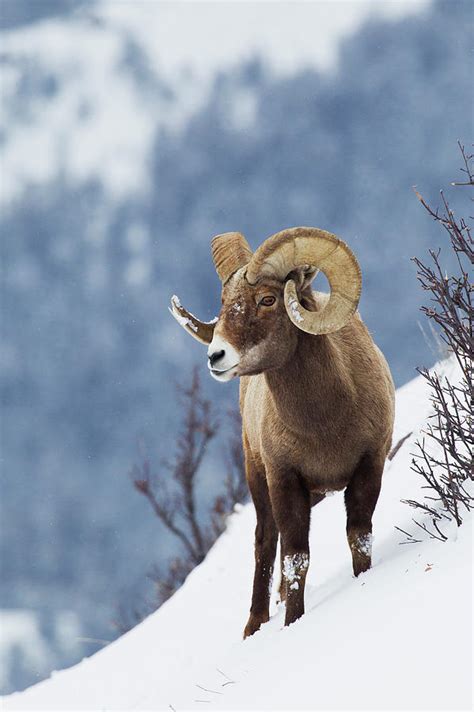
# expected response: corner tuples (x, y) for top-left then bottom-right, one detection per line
(196, 684), (223, 696)
(388, 432), (413, 461)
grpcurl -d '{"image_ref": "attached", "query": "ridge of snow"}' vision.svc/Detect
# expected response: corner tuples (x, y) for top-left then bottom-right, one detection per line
(3, 357), (472, 710)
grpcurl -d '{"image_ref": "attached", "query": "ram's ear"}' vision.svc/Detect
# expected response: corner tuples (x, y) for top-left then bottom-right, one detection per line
(211, 232), (253, 284)
(169, 295), (216, 345)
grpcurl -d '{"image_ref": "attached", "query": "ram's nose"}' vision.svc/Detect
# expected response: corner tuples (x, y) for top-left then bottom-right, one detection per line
(207, 334), (241, 381)
(208, 349), (225, 368)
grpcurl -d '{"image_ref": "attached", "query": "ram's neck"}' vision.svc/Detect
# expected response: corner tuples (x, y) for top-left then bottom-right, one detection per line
(264, 329), (352, 432)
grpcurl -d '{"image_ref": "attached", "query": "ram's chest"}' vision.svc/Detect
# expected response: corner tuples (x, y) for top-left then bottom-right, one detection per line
(263, 417), (359, 490)
(242, 376), (362, 490)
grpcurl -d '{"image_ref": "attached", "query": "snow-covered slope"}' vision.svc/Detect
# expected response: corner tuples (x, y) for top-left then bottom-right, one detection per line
(4, 361), (472, 711)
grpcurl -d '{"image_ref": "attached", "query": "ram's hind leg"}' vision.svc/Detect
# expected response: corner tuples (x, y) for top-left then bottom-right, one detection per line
(243, 454), (278, 639)
(345, 452), (385, 577)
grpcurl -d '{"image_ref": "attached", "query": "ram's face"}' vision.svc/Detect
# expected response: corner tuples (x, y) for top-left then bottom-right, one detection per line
(207, 269), (298, 382)
(170, 227), (362, 383)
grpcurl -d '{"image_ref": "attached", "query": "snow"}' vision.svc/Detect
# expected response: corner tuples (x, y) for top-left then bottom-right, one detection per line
(170, 309), (199, 334)
(170, 295), (218, 332)
(282, 553), (309, 591)
(231, 302), (245, 315)
(3, 357), (472, 710)
(288, 296), (304, 323)
(355, 532), (373, 557)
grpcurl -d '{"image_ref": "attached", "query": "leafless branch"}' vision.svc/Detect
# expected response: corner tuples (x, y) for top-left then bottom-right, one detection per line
(195, 684), (223, 696)
(398, 144), (474, 543)
(388, 432), (412, 461)
(117, 366), (248, 630)
(451, 141), (474, 186)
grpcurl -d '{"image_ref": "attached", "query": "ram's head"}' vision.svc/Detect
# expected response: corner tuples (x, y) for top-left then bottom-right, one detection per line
(170, 227), (362, 382)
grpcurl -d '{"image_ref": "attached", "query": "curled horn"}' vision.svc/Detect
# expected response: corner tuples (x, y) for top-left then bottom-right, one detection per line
(246, 226), (361, 335)
(169, 232), (252, 344)
(169, 295), (216, 345)
(211, 231), (253, 283)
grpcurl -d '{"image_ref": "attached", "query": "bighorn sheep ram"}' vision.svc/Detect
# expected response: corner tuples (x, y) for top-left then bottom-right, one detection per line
(170, 227), (395, 637)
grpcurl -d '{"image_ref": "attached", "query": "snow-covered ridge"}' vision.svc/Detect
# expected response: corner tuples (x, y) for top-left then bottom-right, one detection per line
(4, 359), (471, 710)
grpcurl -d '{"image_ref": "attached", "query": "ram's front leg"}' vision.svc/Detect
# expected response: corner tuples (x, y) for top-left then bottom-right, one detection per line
(269, 469), (310, 627)
(243, 458), (278, 639)
(277, 491), (323, 605)
(345, 451), (384, 577)
(277, 541), (287, 604)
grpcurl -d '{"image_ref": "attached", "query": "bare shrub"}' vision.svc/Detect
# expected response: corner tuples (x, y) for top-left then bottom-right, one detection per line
(397, 143), (473, 543)
(116, 366), (247, 630)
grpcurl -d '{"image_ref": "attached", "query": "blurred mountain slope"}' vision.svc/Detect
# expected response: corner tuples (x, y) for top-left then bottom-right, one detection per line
(0, 1), (92, 30)
(1, 0), (472, 694)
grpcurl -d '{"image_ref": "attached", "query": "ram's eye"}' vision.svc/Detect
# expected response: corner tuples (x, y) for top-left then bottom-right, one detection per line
(259, 295), (276, 307)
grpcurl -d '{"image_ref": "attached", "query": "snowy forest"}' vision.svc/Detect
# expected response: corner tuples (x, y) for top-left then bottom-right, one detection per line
(0, 0), (472, 698)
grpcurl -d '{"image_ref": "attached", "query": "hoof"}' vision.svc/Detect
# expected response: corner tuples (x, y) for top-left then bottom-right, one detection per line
(353, 555), (371, 577)
(284, 604), (304, 627)
(349, 533), (372, 577)
(243, 612), (268, 639)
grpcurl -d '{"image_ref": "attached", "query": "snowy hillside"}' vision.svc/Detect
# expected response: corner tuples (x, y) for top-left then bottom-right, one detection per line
(4, 359), (471, 711)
